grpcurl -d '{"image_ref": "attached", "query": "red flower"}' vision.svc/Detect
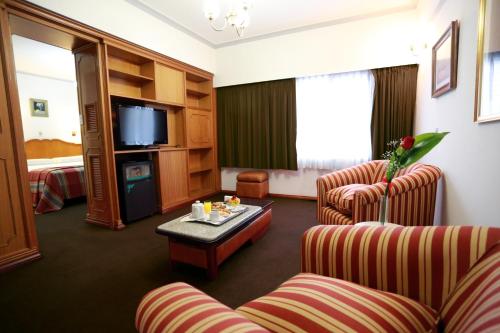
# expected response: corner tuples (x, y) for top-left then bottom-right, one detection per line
(401, 136), (415, 150)
(382, 176), (388, 183)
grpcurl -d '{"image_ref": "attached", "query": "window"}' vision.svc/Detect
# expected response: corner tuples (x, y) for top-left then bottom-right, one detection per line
(295, 70), (375, 170)
(481, 52), (500, 117)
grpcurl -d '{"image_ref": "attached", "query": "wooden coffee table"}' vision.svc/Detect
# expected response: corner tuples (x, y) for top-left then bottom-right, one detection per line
(156, 198), (273, 279)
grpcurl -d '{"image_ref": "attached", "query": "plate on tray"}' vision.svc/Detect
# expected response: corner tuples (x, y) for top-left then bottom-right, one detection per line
(181, 204), (249, 226)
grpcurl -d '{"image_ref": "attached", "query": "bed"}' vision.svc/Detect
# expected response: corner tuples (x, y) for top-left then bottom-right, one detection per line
(25, 139), (86, 214)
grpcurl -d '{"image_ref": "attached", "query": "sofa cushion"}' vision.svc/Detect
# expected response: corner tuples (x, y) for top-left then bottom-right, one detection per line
(439, 242), (500, 333)
(236, 273), (438, 333)
(326, 184), (366, 215)
(136, 282), (269, 333)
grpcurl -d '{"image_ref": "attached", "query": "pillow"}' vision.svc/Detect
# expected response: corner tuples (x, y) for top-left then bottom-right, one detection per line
(27, 158), (53, 166)
(326, 184), (367, 215)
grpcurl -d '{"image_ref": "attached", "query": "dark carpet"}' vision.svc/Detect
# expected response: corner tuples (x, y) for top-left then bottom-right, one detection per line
(0, 195), (316, 333)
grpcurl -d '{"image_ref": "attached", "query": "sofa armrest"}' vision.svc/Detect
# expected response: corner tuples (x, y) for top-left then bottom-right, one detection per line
(136, 282), (269, 333)
(389, 165), (442, 196)
(301, 225), (500, 310)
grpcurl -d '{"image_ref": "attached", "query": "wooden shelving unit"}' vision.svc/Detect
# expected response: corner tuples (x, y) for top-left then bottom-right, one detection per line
(104, 44), (217, 217)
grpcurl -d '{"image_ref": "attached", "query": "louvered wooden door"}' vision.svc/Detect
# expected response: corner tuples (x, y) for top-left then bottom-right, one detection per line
(75, 44), (122, 229)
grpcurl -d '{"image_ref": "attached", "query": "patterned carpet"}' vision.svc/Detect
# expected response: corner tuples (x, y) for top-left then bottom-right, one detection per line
(0, 195), (316, 333)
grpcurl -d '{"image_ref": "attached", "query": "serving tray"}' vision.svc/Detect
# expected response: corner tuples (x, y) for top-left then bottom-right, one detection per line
(180, 205), (248, 226)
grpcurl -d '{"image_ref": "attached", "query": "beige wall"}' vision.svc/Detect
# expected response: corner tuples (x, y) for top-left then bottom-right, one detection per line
(29, 0), (216, 73)
(415, 0), (500, 227)
(215, 10), (418, 87)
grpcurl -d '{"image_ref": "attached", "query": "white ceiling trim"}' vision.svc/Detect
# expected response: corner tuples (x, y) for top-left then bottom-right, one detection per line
(126, 0), (418, 49)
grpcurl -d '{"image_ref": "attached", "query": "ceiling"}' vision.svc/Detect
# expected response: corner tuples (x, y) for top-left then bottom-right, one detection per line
(129, 0), (418, 47)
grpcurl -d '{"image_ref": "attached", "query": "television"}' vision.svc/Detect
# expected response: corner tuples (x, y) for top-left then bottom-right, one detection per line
(116, 105), (167, 148)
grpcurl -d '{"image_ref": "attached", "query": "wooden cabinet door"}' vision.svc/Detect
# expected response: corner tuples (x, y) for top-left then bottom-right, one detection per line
(155, 64), (185, 105)
(75, 44), (123, 230)
(0, 10), (40, 271)
(156, 150), (189, 211)
(186, 108), (213, 148)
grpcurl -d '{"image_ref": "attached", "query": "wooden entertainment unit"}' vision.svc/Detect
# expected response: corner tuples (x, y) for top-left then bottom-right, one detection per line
(0, 0), (219, 271)
(95, 45), (217, 228)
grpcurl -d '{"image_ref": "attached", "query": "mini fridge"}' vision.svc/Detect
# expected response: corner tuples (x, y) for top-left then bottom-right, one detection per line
(118, 160), (157, 223)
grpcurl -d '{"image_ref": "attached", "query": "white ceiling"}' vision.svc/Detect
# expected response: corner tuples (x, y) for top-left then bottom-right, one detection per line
(130, 0), (418, 47)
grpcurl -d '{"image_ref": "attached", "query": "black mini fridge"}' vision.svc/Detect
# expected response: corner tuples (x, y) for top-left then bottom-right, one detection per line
(118, 160), (157, 223)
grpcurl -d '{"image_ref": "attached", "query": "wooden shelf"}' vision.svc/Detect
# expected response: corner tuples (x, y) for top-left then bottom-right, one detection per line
(186, 72), (211, 82)
(189, 188), (214, 198)
(189, 166), (213, 174)
(109, 69), (153, 84)
(110, 94), (185, 108)
(186, 106), (211, 112)
(186, 88), (209, 98)
(114, 148), (160, 155)
(159, 146), (188, 151)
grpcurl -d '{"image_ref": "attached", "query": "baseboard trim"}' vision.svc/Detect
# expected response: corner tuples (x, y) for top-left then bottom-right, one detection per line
(223, 190), (316, 201)
(0, 248), (42, 273)
(86, 216), (125, 230)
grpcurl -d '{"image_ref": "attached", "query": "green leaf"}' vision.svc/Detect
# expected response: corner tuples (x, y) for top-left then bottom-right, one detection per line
(398, 132), (449, 168)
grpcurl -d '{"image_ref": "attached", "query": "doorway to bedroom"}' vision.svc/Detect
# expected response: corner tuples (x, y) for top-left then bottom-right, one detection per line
(11, 34), (87, 217)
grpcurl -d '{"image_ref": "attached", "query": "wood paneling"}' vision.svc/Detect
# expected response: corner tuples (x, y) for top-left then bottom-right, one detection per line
(8, 14), (89, 50)
(24, 139), (82, 159)
(0, 5), (40, 271)
(166, 108), (185, 147)
(155, 64), (185, 105)
(75, 44), (123, 229)
(156, 150), (189, 211)
(186, 108), (212, 148)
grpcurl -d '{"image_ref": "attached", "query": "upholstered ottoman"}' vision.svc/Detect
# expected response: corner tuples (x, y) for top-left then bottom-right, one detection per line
(236, 171), (269, 199)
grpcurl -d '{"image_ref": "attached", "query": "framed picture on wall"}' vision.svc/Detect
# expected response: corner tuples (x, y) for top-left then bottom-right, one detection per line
(432, 20), (459, 98)
(474, 0), (500, 123)
(30, 98), (49, 117)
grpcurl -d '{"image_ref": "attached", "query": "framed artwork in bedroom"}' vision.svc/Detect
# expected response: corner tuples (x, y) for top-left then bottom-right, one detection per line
(432, 20), (459, 98)
(474, 0), (500, 123)
(30, 98), (49, 117)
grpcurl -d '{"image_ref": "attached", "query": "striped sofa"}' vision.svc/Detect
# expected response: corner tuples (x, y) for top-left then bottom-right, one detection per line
(317, 160), (442, 226)
(136, 225), (500, 333)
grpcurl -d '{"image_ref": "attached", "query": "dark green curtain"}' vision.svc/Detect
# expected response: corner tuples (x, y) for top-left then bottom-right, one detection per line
(371, 64), (419, 159)
(217, 78), (297, 170)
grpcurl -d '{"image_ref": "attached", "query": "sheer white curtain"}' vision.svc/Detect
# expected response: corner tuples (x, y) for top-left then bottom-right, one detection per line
(296, 70), (375, 170)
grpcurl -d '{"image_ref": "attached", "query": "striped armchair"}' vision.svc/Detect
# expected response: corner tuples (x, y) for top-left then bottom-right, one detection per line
(136, 225), (500, 333)
(317, 160), (442, 226)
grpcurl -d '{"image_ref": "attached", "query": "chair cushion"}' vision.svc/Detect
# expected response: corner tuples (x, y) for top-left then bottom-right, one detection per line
(326, 184), (366, 215)
(236, 273), (438, 333)
(439, 242), (500, 333)
(237, 171), (269, 183)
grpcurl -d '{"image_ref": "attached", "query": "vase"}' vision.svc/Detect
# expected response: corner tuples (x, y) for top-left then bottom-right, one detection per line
(378, 194), (389, 226)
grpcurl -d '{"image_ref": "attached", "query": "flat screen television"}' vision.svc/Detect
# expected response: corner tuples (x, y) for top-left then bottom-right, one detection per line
(116, 105), (167, 148)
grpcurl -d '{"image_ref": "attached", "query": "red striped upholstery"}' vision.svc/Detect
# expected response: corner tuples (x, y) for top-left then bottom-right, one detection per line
(236, 273), (438, 333)
(137, 225), (500, 333)
(136, 282), (269, 333)
(326, 183), (367, 214)
(301, 225), (500, 310)
(317, 161), (442, 226)
(439, 242), (500, 333)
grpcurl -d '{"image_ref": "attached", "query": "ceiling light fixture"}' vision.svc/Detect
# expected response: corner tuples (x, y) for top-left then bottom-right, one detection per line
(204, 0), (251, 37)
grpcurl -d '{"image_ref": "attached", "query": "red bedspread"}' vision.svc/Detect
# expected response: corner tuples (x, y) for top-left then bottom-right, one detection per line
(29, 166), (86, 214)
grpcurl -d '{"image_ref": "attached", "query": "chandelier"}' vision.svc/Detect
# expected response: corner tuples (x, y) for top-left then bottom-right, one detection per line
(204, 1), (251, 37)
